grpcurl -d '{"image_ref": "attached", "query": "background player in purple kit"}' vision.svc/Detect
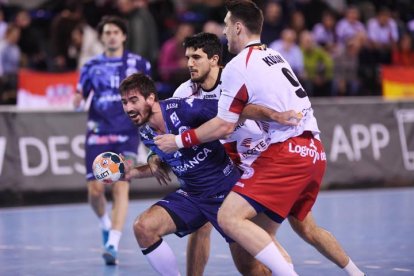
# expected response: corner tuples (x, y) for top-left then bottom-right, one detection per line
(73, 16), (151, 265)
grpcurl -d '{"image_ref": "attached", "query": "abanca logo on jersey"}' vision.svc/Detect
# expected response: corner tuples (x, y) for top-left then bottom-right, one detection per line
(171, 147), (213, 173)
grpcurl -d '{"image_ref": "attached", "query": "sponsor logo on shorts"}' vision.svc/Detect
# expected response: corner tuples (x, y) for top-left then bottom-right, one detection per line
(235, 181), (245, 188)
(288, 139), (326, 164)
(176, 189), (188, 197)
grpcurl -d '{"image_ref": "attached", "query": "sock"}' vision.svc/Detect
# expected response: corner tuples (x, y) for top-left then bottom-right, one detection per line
(99, 213), (111, 230)
(106, 229), (122, 250)
(343, 259), (365, 276)
(255, 242), (298, 276)
(142, 239), (181, 276)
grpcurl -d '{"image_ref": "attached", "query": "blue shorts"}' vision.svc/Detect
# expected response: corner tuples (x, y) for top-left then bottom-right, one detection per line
(155, 189), (233, 243)
(85, 133), (139, 181)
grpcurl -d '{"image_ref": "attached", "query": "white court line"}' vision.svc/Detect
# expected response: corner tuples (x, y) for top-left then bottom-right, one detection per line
(393, 268), (412, 272)
(364, 265), (382, 269)
(303, 260), (322, 265)
(49, 258), (101, 265)
(213, 254), (231, 259)
(50, 247), (72, 251)
(24, 246), (43, 250)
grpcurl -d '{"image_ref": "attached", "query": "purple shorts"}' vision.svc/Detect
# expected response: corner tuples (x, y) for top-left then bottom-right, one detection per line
(85, 133), (139, 181)
(156, 189), (233, 243)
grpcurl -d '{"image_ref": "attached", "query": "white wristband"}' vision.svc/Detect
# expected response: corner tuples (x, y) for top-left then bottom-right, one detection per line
(175, 135), (184, 149)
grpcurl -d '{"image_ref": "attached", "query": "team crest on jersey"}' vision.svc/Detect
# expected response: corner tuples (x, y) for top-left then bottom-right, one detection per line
(185, 98), (195, 107)
(170, 112), (181, 127)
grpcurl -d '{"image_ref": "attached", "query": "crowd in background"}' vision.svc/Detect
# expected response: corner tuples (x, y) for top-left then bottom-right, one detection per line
(0, 0), (414, 104)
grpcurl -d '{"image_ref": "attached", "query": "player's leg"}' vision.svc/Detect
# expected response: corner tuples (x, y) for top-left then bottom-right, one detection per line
(134, 204), (181, 275)
(103, 138), (139, 263)
(218, 192), (296, 276)
(85, 142), (113, 252)
(101, 179), (129, 264)
(186, 222), (213, 276)
(289, 212), (365, 276)
(228, 213), (293, 276)
(136, 190), (209, 276)
(87, 179), (108, 226)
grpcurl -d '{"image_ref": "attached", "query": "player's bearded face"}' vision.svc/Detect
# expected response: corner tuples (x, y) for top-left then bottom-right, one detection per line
(186, 48), (211, 83)
(122, 91), (152, 127)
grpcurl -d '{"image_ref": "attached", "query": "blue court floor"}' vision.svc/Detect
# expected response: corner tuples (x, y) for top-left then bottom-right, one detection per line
(0, 187), (413, 276)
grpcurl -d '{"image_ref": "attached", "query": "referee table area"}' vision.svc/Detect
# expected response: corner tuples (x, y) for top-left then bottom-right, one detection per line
(0, 187), (413, 276)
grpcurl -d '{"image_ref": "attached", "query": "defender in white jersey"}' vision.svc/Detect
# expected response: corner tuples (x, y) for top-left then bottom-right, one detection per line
(155, 1), (365, 276)
(171, 32), (298, 275)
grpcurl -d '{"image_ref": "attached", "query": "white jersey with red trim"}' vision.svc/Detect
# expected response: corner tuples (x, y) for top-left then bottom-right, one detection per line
(173, 79), (221, 100)
(173, 73), (269, 178)
(217, 44), (320, 144)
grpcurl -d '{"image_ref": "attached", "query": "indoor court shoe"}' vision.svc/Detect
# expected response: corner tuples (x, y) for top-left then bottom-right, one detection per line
(102, 245), (118, 265)
(102, 229), (109, 246)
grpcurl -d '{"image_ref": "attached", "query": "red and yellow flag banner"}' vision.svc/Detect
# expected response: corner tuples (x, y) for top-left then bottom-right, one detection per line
(382, 66), (414, 99)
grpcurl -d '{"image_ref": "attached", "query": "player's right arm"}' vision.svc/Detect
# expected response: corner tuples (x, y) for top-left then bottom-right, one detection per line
(74, 61), (94, 109)
(241, 104), (302, 126)
(73, 93), (83, 109)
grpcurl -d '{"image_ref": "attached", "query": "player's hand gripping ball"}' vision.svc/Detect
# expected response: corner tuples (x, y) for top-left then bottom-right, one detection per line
(92, 152), (125, 184)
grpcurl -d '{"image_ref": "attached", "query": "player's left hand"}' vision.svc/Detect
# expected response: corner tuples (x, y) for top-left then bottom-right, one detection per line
(272, 110), (303, 126)
(154, 134), (179, 153)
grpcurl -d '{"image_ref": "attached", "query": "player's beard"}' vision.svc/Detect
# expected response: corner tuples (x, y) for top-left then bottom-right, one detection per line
(190, 68), (209, 84)
(128, 104), (152, 127)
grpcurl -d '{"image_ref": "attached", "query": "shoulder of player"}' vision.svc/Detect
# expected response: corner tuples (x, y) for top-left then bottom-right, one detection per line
(125, 51), (149, 62)
(81, 54), (104, 69)
(172, 79), (193, 98)
(161, 97), (206, 111)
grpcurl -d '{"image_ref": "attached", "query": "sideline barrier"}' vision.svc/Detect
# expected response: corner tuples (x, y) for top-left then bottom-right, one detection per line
(1, 97), (414, 194)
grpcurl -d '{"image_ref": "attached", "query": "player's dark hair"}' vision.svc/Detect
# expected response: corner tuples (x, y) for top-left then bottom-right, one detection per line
(97, 15), (128, 36)
(119, 73), (158, 101)
(183, 32), (222, 64)
(225, 0), (263, 35)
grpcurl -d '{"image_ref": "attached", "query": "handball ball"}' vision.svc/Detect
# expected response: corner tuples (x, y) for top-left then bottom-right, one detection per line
(92, 152), (125, 184)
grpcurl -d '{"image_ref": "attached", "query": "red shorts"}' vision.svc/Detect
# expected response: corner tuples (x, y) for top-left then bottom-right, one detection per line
(232, 132), (326, 221)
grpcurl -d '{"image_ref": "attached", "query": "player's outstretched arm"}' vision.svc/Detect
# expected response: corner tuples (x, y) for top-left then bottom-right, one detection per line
(124, 164), (154, 180)
(241, 104), (302, 126)
(154, 117), (235, 153)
